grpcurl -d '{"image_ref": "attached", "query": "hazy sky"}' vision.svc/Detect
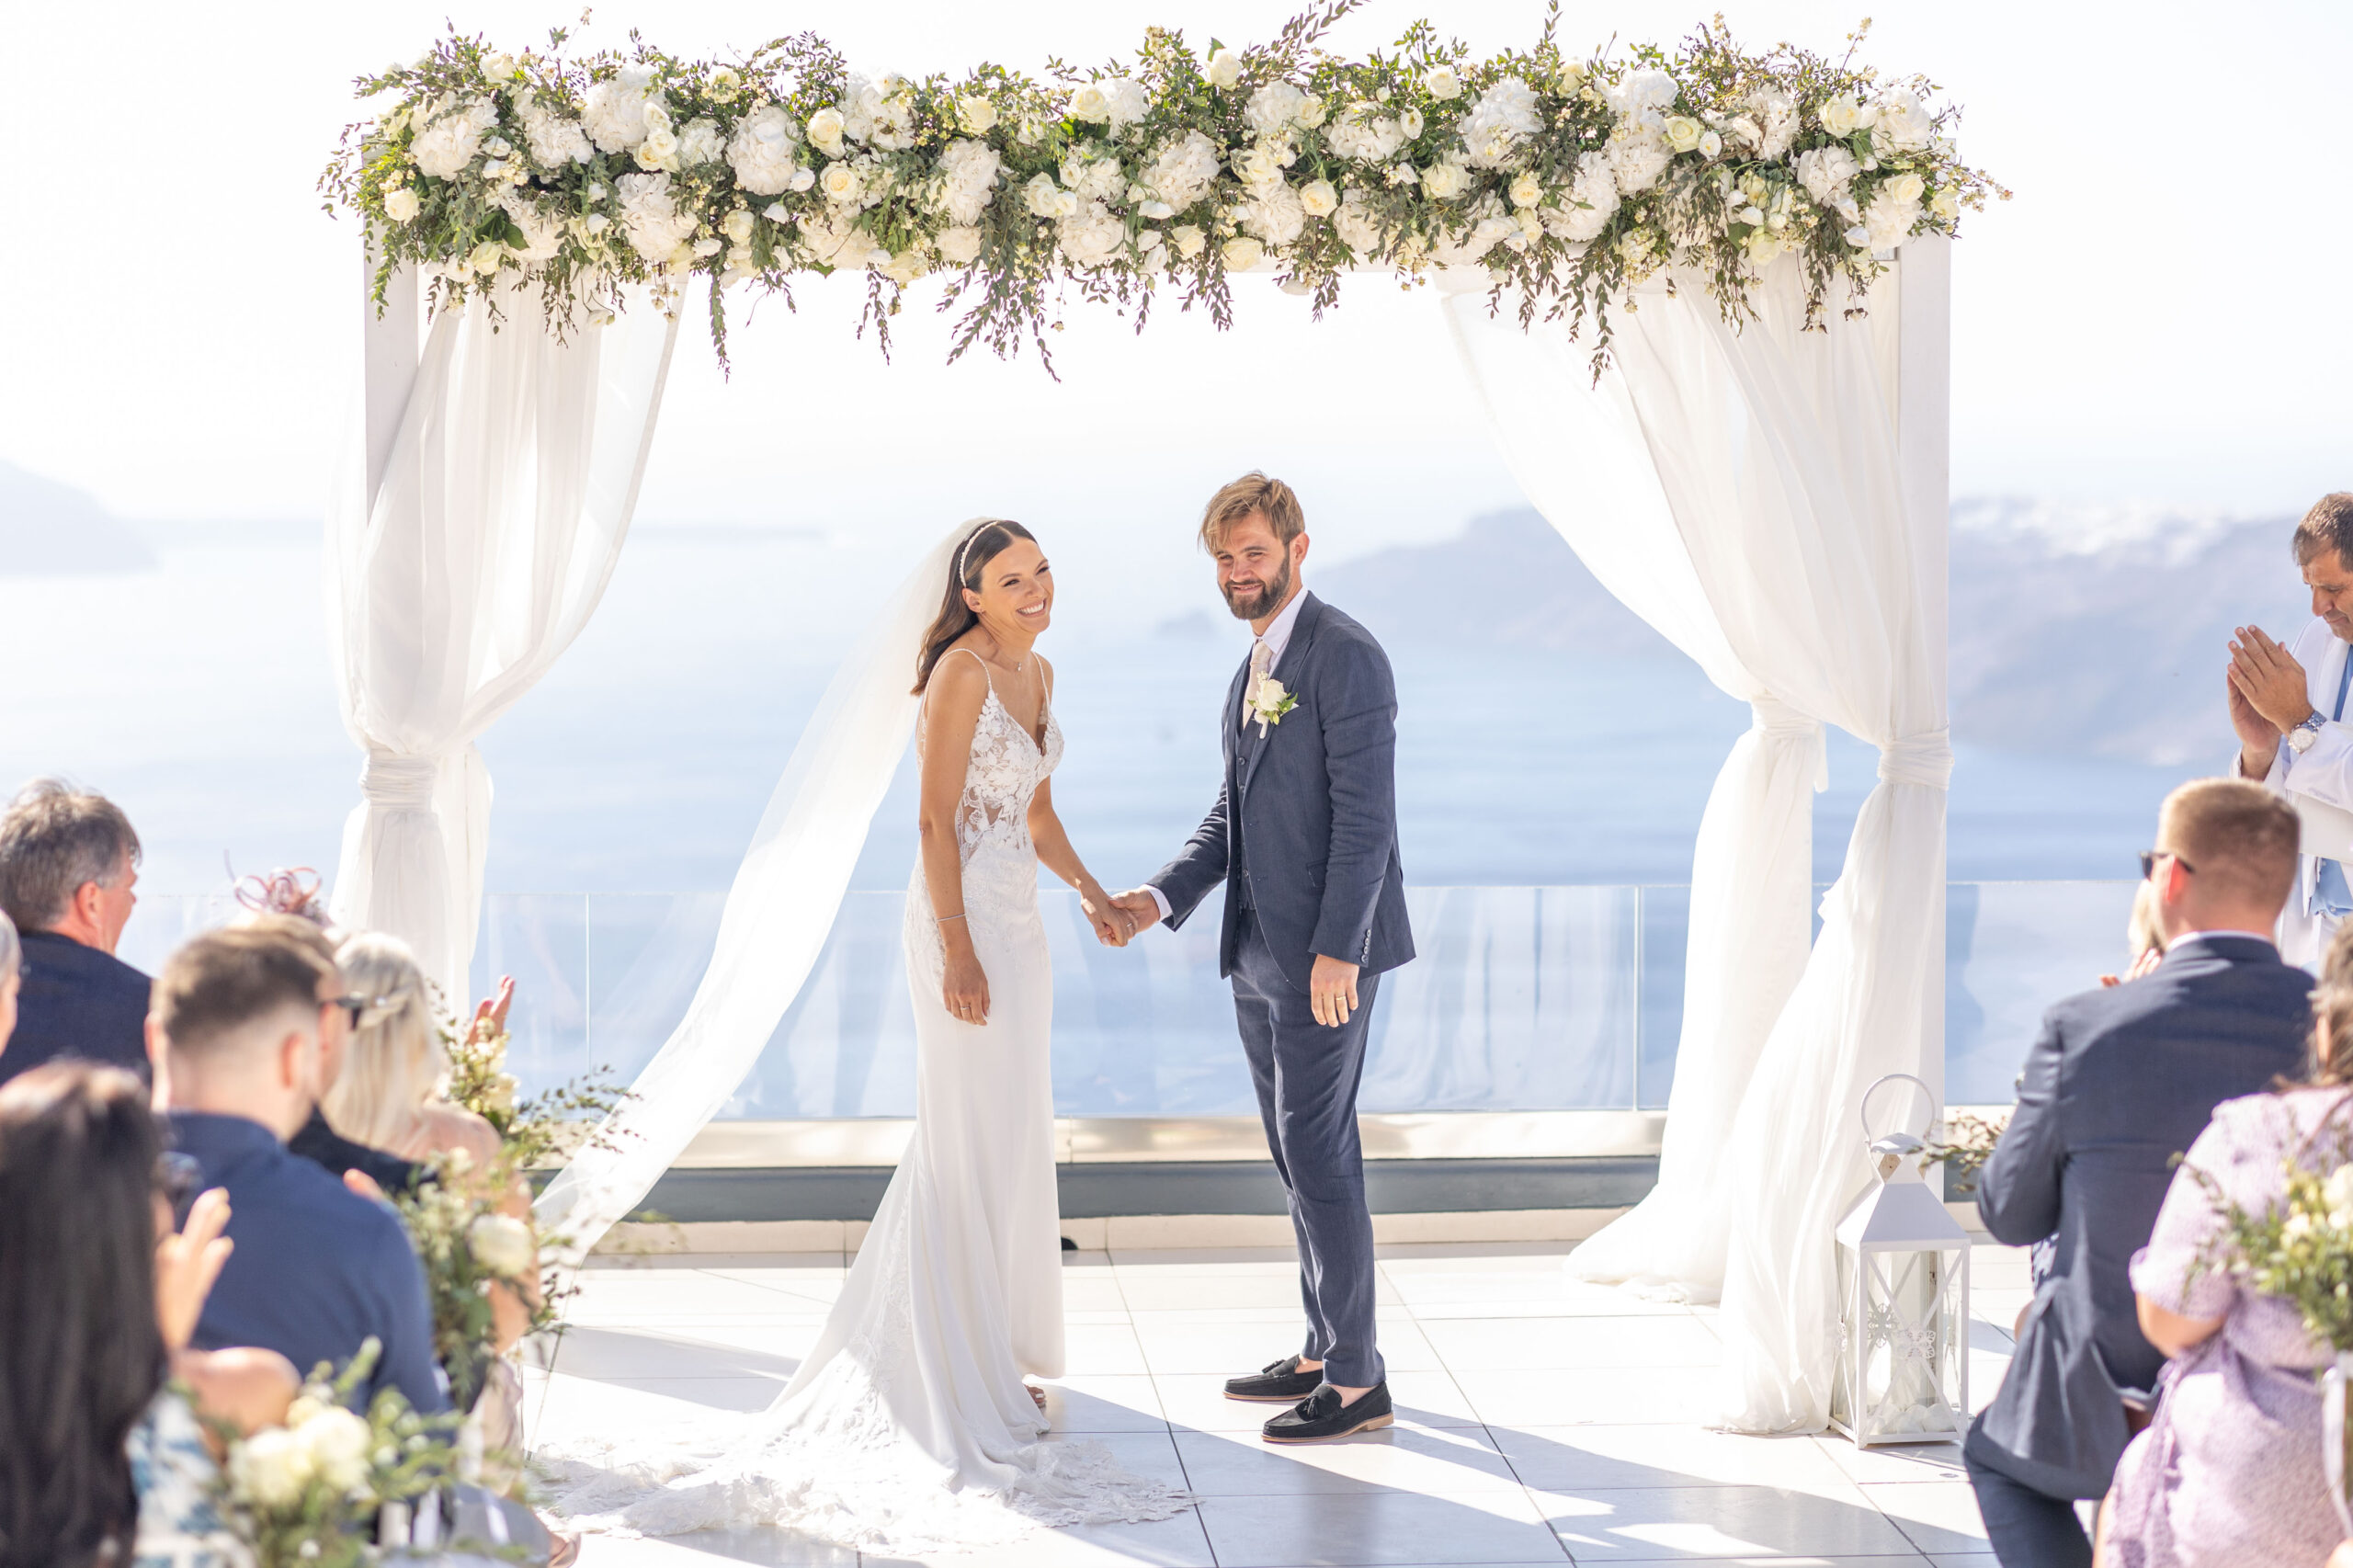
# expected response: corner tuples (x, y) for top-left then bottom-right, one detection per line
(6, 0), (2347, 540)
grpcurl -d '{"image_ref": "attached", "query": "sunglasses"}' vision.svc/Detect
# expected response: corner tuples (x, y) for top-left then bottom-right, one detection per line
(2139, 849), (2196, 880)
(329, 994), (392, 1029)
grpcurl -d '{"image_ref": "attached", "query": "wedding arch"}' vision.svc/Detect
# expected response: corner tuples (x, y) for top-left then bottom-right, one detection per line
(322, 6), (1992, 1435)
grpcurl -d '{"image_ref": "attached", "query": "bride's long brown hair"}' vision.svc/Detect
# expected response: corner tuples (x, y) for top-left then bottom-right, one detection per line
(912, 519), (1036, 694)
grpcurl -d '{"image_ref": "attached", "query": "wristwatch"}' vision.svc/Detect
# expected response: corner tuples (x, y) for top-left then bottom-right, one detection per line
(2290, 710), (2329, 755)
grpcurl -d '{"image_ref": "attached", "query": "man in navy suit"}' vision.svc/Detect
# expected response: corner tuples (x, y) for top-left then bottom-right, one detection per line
(0, 779), (150, 1087)
(1115, 473), (1415, 1444)
(1967, 778), (2313, 1566)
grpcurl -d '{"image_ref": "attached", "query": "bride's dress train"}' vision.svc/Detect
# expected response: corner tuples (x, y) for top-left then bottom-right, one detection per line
(536, 655), (1189, 1552)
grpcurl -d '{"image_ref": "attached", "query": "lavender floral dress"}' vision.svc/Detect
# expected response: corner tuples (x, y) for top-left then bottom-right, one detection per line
(2106, 1089), (2348, 1568)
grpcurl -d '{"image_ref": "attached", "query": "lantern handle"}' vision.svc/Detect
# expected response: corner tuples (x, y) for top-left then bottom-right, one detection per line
(1860, 1072), (1941, 1147)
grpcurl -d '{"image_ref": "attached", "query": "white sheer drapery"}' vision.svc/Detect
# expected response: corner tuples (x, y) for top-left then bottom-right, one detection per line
(1444, 250), (1949, 1432)
(327, 287), (677, 996)
(532, 522), (976, 1262)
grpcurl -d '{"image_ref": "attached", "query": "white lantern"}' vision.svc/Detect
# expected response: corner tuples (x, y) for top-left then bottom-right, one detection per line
(1828, 1073), (1972, 1447)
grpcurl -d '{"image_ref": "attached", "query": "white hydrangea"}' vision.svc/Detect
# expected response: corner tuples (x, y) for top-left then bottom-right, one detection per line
(1794, 143), (1860, 203)
(1325, 102), (1407, 163)
(1873, 88), (1935, 152)
(727, 104), (803, 195)
(514, 92), (594, 166)
(1332, 188), (1388, 257)
(1608, 68), (1679, 127)
(583, 72), (654, 153)
(1103, 76), (1149, 131)
(1607, 125), (1671, 194)
(495, 192), (565, 261)
(936, 137), (1004, 225)
(1239, 178), (1306, 246)
(1749, 88), (1799, 160)
(1861, 183), (1922, 252)
(938, 224), (984, 264)
(677, 117), (724, 166)
(1457, 76), (1540, 169)
(837, 74), (882, 142)
(1139, 130), (1221, 215)
(796, 208), (871, 267)
(615, 171), (698, 264)
(1431, 210), (1518, 267)
(229, 1428), (314, 1509)
(1222, 234), (1265, 270)
(410, 97), (498, 179)
(1058, 201), (1128, 268)
(1245, 81), (1310, 138)
(840, 74), (916, 152)
(1060, 146), (1126, 205)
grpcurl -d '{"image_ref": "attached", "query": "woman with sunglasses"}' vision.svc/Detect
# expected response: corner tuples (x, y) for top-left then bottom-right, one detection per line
(0, 1062), (296, 1568)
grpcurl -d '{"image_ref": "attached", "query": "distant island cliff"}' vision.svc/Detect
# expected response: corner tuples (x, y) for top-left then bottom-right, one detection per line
(0, 462), (158, 574)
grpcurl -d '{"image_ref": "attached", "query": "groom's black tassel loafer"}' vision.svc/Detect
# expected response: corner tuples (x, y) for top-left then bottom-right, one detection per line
(1223, 1355), (1325, 1403)
(1261, 1381), (1394, 1444)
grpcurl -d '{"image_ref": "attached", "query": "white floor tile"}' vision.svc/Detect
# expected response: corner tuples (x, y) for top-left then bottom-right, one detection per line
(1175, 1425), (1526, 1495)
(1422, 1314), (1722, 1371)
(571, 1527), (854, 1564)
(1535, 1484), (1921, 1561)
(1060, 1321), (1152, 1375)
(1196, 1487), (1571, 1566)
(860, 1506), (1218, 1567)
(1039, 1373), (1171, 1433)
(1491, 1426), (1859, 1495)
(1453, 1365), (1722, 1427)
(1862, 1481), (1990, 1555)
(537, 1324), (816, 1382)
(1813, 1437), (1967, 1485)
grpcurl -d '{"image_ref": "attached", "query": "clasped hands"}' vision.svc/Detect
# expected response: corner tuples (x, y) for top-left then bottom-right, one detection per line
(2228, 624), (2317, 769)
(1097, 888), (1363, 1028)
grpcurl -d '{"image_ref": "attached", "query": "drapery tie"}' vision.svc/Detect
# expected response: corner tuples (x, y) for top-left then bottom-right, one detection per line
(1877, 727), (1954, 790)
(1750, 695), (1829, 792)
(359, 752), (440, 810)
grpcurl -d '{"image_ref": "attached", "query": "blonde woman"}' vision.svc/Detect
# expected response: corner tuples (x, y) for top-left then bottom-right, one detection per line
(326, 933), (506, 1177)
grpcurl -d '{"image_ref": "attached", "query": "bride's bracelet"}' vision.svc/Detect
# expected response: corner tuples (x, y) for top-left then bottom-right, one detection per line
(936, 913), (967, 924)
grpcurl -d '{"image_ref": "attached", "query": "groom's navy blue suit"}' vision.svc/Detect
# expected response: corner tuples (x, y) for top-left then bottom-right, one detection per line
(1152, 592), (1414, 1387)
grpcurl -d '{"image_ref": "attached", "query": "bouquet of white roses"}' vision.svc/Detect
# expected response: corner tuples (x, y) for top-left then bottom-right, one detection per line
(394, 1165), (546, 1419)
(218, 1343), (468, 1568)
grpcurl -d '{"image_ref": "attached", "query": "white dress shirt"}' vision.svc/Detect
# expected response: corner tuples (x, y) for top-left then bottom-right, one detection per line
(1144, 590), (1310, 925)
(2241, 616), (2353, 968)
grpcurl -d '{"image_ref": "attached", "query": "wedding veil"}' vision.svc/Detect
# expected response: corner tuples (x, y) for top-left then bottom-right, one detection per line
(533, 518), (993, 1261)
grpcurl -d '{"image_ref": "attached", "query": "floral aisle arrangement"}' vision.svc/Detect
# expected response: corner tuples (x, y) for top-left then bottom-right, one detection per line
(321, 4), (2001, 367)
(394, 1165), (547, 1417)
(444, 995), (629, 1175)
(217, 1344), (466, 1568)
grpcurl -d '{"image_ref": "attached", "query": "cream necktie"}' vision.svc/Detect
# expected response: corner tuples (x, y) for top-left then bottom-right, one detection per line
(1247, 639), (1271, 733)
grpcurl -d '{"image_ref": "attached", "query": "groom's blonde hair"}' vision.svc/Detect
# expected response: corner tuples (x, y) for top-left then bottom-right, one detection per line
(1199, 472), (1304, 551)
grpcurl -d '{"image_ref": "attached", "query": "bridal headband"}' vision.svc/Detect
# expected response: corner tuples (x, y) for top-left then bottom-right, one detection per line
(954, 520), (1006, 590)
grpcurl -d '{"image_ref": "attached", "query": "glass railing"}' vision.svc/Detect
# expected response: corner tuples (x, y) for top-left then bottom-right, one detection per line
(120, 881), (2137, 1118)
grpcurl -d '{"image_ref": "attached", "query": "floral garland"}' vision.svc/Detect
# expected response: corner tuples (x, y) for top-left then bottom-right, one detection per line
(321, 5), (2002, 368)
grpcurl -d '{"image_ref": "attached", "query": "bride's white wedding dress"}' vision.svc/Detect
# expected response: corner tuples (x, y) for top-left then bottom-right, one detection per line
(539, 651), (1188, 1551)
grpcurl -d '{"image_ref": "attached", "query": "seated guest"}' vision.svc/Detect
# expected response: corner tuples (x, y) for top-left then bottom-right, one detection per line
(155, 927), (448, 1416)
(329, 934), (504, 1173)
(0, 1062), (297, 1568)
(0, 909), (18, 1054)
(1965, 778), (2313, 1568)
(2095, 941), (2353, 1565)
(230, 912), (420, 1196)
(0, 778), (148, 1085)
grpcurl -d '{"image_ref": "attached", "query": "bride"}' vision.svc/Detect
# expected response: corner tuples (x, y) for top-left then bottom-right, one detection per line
(544, 520), (1187, 1551)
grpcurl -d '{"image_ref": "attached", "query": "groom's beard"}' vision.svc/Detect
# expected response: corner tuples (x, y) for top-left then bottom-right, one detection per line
(1222, 555), (1292, 622)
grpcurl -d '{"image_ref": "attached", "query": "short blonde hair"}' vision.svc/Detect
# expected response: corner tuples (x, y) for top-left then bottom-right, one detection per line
(2157, 778), (2300, 912)
(1199, 472), (1305, 552)
(324, 932), (447, 1149)
(2126, 879), (2165, 961)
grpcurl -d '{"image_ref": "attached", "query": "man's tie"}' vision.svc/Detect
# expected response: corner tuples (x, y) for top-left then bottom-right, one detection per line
(1245, 639), (1271, 734)
(2316, 652), (2353, 917)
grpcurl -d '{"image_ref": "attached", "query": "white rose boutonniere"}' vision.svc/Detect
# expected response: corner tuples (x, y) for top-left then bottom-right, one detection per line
(1248, 675), (1298, 734)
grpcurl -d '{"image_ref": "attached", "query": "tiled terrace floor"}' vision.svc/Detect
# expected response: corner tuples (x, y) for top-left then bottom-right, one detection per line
(531, 1236), (2031, 1566)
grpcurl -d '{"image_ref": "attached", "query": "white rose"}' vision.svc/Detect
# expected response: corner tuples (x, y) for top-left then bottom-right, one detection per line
(1300, 177), (1338, 217)
(1222, 234), (1265, 270)
(382, 186), (422, 223)
(1842, 222), (1870, 247)
(1816, 93), (1863, 138)
(635, 127), (678, 171)
(820, 161), (860, 203)
(709, 66), (743, 99)
(958, 95), (998, 135)
(584, 211), (610, 234)
(2327, 1165), (2353, 1227)
(1698, 130), (1722, 159)
(1661, 115), (1702, 153)
(1884, 171), (1927, 206)
(1398, 107), (1426, 139)
(483, 52), (517, 83)
(807, 106), (847, 158)
(1204, 48), (1242, 89)
(295, 1405), (373, 1493)
(692, 235), (722, 257)
(1232, 142), (1283, 188)
(790, 166), (815, 192)
(880, 249), (926, 285)
(1927, 187), (1960, 221)
(1298, 93), (1328, 129)
(1420, 160), (1471, 200)
(1070, 84), (1111, 123)
(467, 239), (507, 276)
(1507, 172), (1542, 209)
(722, 207), (756, 244)
(1171, 223), (1207, 257)
(938, 224), (983, 264)
(1427, 67), (1462, 101)
(1023, 172), (1063, 217)
(229, 1428), (316, 1509)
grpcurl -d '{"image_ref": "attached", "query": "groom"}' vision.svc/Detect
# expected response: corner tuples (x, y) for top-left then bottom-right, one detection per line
(1114, 472), (1414, 1444)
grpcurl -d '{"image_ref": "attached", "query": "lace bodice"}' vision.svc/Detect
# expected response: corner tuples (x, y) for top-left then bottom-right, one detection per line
(917, 653), (1063, 869)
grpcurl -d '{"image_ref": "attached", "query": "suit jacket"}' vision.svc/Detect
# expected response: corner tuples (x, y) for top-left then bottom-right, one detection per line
(287, 1107), (423, 1197)
(1968, 934), (2312, 1498)
(2250, 615), (2353, 967)
(0, 929), (152, 1087)
(1150, 593), (1414, 988)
